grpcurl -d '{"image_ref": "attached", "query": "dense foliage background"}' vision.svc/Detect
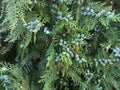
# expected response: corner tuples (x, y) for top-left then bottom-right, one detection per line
(0, 0), (120, 90)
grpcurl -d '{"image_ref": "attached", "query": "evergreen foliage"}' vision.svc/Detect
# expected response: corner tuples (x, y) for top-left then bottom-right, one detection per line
(0, 0), (120, 90)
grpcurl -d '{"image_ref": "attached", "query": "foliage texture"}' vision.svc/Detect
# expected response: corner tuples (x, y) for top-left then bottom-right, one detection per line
(0, 0), (120, 90)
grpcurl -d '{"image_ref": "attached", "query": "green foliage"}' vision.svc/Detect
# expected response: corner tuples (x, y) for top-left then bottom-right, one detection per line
(0, 0), (120, 90)
(0, 63), (30, 90)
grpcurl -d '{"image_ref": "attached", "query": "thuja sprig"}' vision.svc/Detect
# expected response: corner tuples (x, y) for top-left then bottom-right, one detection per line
(81, 6), (115, 18)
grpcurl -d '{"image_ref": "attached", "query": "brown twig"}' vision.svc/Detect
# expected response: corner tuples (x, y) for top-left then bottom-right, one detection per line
(39, 36), (52, 60)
